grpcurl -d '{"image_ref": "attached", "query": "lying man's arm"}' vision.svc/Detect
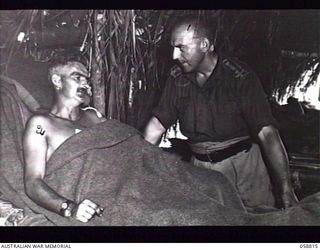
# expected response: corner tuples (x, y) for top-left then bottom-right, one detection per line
(143, 116), (166, 145)
(258, 125), (298, 209)
(23, 115), (99, 223)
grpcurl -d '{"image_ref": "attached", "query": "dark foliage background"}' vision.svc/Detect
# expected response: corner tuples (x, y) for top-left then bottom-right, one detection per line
(0, 10), (319, 130)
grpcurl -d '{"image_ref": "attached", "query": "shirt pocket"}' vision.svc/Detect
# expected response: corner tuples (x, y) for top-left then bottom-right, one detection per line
(216, 100), (238, 114)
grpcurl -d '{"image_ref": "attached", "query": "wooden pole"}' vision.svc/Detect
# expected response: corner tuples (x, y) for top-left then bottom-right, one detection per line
(91, 10), (106, 116)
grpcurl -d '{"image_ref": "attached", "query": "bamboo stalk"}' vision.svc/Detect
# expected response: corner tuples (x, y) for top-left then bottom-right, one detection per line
(91, 10), (106, 116)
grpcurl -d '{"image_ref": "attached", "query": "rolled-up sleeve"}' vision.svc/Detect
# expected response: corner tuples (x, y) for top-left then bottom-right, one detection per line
(152, 77), (178, 129)
(240, 73), (278, 137)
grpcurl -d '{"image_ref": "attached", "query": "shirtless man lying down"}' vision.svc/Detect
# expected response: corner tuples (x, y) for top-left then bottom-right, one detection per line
(23, 54), (106, 223)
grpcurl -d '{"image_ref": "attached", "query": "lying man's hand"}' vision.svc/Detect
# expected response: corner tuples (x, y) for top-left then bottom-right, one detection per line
(72, 199), (101, 223)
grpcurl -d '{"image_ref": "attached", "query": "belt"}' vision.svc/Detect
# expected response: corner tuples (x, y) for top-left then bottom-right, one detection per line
(193, 138), (252, 163)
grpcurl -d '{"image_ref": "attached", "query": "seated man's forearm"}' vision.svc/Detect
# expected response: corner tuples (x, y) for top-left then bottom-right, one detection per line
(144, 130), (163, 145)
(144, 116), (166, 145)
(258, 126), (291, 185)
(258, 125), (298, 208)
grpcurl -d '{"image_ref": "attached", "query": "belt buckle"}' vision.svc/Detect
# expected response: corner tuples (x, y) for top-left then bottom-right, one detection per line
(206, 151), (216, 163)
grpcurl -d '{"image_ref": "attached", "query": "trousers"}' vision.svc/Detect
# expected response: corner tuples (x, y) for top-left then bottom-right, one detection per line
(192, 143), (276, 208)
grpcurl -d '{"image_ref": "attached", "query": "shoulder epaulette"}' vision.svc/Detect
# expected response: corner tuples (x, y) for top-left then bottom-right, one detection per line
(170, 65), (183, 78)
(222, 58), (249, 80)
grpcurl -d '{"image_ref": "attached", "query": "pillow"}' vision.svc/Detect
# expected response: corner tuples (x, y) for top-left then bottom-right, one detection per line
(6, 55), (55, 110)
(0, 75), (40, 112)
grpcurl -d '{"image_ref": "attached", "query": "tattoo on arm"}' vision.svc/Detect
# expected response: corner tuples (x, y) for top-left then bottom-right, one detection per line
(36, 125), (46, 135)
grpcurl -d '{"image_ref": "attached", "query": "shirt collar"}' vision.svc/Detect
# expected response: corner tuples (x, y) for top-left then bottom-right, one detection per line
(184, 54), (224, 90)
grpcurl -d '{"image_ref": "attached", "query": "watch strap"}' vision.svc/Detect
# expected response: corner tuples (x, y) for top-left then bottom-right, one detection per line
(59, 200), (76, 217)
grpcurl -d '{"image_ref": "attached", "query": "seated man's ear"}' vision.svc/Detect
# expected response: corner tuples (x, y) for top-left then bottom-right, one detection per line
(51, 74), (62, 90)
(200, 38), (212, 52)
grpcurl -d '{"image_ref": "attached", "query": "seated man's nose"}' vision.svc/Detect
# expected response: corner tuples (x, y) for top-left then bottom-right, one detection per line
(173, 48), (180, 60)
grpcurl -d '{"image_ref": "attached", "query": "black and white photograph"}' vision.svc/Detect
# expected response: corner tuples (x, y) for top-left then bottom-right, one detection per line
(0, 9), (319, 242)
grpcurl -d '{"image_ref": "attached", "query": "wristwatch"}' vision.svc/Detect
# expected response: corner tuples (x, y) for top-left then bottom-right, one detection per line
(59, 200), (75, 217)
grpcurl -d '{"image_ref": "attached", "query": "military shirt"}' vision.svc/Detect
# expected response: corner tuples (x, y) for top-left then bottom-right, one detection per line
(152, 56), (277, 143)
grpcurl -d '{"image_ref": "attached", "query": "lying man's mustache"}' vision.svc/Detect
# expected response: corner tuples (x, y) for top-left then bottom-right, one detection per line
(78, 85), (92, 96)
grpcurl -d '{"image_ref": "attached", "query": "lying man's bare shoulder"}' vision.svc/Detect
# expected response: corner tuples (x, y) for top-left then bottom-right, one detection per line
(24, 113), (81, 160)
(24, 114), (51, 137)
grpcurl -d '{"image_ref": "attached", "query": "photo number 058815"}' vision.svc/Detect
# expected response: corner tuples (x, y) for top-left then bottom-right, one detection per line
(300, 244), (318, 249)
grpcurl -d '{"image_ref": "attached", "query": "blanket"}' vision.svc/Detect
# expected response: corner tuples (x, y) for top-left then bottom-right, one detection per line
(16, 120), (320, 226)
(20, 120), (251, 226)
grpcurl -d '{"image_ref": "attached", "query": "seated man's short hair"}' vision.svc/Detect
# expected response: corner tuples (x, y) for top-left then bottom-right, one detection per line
(172, 15), (215, 44)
